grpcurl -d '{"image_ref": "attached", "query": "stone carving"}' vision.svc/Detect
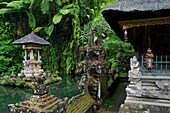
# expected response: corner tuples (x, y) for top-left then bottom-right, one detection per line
(32, 72), (49, 95)
(128, 56), (142, 83)
(8, 104), (26, 113)
(121, 55), (170, 113)
(126, 56), (143, 97)
(77, 28), (110, 112)
(130, 56), (140, 71)
(126, 80), (142, 96)
(155, 80), (170, 90)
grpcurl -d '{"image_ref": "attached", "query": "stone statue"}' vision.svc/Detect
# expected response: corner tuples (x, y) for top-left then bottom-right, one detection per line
(130, 56), (140, 71)
(127, 56), (142, 97)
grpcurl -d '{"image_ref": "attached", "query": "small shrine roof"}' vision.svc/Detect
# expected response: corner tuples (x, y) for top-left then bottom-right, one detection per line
(102, 0), (170, 40)
(12, 32), (50, 46)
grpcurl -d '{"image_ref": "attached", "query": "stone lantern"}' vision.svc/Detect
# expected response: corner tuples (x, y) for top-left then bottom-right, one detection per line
(12, 31), (50, 77)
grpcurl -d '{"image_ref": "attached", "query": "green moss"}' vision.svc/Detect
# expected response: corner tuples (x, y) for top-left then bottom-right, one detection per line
(1, 79), (8, 85)
(16, 80), (22, 86)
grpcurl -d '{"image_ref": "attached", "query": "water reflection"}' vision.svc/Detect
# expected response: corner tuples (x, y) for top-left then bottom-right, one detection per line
(0, 76), (81, 113)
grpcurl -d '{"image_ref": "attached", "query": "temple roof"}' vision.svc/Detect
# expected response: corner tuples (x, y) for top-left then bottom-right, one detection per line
(102, 0), (170, 40)
(12, 32), (50, 46)
(102, 0), (170, 12)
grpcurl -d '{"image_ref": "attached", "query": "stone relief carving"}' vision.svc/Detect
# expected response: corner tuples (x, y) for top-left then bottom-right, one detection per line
(155, 80), (170, 90)
(126, 80), (142, 97)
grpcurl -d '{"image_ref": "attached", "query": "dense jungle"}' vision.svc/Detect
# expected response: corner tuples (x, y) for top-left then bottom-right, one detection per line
(0, 0), (134, 76)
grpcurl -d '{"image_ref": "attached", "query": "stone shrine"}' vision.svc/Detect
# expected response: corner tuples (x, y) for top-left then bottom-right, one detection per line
(77, 28), (110, 112)
(12, 31), (50, 78)
(119, 56), (170, 113)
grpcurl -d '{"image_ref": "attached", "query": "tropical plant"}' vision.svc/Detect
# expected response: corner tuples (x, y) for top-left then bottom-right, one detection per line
(0, 0), (121, 76)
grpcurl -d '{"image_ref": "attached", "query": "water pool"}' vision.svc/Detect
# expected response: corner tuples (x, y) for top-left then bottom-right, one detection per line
(0, 76), (82, 113)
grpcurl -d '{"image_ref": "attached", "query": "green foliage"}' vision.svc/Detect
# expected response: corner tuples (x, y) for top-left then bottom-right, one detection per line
(1, 79), (8, 85)
(59, 9), (70, 15)
(7, 1), (23, 9)
(0, 18), (22, 74)
(27, 11), (36, 29)
(40, 0), (49, 14)
(50, 75), (54, 81)
(16, 80), (22, 86)
(47, 24), (54, 36)
(34, 27), (43, 32)
(0, 8), (13, 14)
(53, 14), (63, 24)
(0, 0), (122, 76)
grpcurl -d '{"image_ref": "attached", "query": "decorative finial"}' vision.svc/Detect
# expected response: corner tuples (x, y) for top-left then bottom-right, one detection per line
(98, 31), (102, 46)
(91, 26), (94, 45)
(31, 29), (35, 34)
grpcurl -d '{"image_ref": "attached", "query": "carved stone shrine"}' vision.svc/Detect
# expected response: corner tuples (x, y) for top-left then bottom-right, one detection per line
(119, 56), (170, 113)
(77, 27), (109, 112)
(12, 31), (50, 78)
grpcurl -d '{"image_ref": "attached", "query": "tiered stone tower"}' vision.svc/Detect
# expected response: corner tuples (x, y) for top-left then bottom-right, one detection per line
(77, 28), (109, 112)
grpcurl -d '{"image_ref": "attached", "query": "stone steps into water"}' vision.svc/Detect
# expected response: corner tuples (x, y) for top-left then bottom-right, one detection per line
(17, 94), (61, 112)
(44, 99), (60, 110)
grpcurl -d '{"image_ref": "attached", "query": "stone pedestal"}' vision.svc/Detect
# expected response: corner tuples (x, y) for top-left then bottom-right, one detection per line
(18, 60), (44, 78)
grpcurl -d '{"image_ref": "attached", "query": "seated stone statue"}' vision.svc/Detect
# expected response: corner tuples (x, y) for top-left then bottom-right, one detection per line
(129, 56), (142, 80)
(130, 56), (140, 71)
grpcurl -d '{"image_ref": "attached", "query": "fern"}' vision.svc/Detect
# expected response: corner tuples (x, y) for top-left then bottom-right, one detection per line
(27, 12), (36, 29)
(7, 1), (24, 9)
(0, 8), (13, 14)
(21, 0), (32, 4)
(55, 0), (62, 6)
(41, 0), (49, 14)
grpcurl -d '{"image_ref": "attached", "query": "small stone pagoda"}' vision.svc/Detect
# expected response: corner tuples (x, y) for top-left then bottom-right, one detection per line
(12, 31), (50, 77)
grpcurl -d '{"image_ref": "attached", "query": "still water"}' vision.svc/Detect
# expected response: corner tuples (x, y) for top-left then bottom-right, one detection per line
(0, 76), (82, 113)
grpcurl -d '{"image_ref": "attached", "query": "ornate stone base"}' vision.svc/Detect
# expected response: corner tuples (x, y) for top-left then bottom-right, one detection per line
(121, 56), (170, 113)
(119, 96), (170, 113)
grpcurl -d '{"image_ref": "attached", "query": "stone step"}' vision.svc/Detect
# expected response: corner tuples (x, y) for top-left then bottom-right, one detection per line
(125, 99), (170, 112)
(45, 99), (61, 110)
(142, 82), (156, 86)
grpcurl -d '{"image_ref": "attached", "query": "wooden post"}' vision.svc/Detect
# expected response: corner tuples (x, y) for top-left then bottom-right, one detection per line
(161, 55), (162, 73)
(166, 55), (167, 73)
(142, 55), (143, 74)
(25, 50), (27, 60)
(38, 50), (40, 60)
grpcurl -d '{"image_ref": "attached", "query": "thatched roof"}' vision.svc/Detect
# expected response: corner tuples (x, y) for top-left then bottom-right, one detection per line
(102, 0), (170, 40)
(102, 0), (170, 12)
(12, 32), (50, 46)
